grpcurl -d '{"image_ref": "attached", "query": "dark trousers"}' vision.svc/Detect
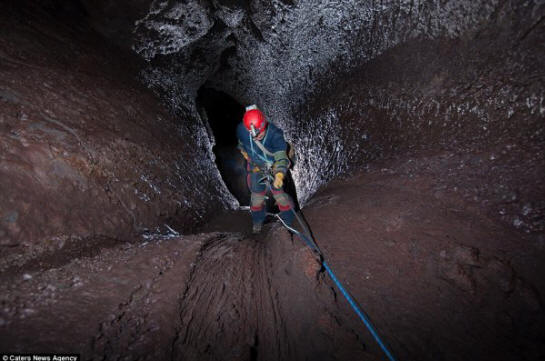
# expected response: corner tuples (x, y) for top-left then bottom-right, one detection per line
(247, 170), (294, 226)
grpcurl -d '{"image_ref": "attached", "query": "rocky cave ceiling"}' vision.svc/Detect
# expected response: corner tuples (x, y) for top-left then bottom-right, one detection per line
(72, 0), (545, 206)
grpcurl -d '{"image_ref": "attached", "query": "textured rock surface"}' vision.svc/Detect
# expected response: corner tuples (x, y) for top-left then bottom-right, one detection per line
(1, 0), (544, 360)
(294, 7), (544, 233)
(0, 2), (234, 269)
(302, 165), (545, 361)
(131, 0), (544, 212)
(2, 166), (543, 360)
(0, 227), (373, 361)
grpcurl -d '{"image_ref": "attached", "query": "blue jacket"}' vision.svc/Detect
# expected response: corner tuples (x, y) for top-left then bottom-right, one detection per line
(237, 122), (289, 174)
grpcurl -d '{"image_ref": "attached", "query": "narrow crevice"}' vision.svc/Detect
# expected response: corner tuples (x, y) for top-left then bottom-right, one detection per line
(196, 87), (248, 205)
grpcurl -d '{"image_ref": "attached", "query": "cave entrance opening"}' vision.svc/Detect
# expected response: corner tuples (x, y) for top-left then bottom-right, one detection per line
(196, 87), (249, 206)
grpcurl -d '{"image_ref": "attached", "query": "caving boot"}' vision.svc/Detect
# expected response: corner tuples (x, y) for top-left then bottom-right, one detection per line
(252, 223), (263, 234)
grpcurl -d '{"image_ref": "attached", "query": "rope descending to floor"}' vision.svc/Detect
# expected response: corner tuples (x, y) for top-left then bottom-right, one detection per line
(273, 210), (399, 361)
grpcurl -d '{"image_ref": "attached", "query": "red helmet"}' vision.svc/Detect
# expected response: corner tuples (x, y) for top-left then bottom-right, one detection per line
(243, 107), (267, 137)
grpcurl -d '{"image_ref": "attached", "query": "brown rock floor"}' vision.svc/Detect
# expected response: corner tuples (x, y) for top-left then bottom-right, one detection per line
(1, 150), (543, 361)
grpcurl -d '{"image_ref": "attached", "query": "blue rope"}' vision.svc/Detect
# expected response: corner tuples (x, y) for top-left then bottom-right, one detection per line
(322, 261), (398, 361)
(249, 132), (273, 165)
(275, 211), (398, 361)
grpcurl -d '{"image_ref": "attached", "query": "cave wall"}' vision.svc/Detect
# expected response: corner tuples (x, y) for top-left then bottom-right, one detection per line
(0, 2), (233, 269)
(2, 0), (542, 266)
(293, 2), (544, 235)
(131, 0), (544, 209)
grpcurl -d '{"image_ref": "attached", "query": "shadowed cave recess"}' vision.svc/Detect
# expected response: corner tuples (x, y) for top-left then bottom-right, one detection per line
(0, 0), (544, 360)
(196, 87), (248, 205)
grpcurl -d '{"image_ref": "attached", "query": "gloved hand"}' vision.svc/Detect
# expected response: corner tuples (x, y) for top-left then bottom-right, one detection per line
(273, 172), (284, 188)
(240, 150), (249, 161)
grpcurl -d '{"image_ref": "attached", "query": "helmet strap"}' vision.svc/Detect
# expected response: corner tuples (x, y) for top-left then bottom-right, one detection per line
(250, 124), (258, 137)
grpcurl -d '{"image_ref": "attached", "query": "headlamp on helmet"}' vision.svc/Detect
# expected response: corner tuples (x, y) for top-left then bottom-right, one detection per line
(243, 105), (267, 138)
(249, 124), (259, 137)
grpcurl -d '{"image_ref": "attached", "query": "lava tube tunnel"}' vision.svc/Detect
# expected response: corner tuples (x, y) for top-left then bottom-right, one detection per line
(0, 1), (544, 361)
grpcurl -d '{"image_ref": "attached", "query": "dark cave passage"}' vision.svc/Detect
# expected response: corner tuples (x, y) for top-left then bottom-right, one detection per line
(196, 87), (249, 206)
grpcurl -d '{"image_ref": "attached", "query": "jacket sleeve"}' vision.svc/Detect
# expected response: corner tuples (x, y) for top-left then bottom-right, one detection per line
(236, 123), (247, 152)
(270, 130), (290, 175)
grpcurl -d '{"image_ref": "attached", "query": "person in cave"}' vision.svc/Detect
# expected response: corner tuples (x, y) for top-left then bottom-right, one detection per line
(236, 105), (294, 234)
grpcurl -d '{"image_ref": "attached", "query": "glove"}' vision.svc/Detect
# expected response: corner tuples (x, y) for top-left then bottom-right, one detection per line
(273, 172), (284, 188)
(240, 150), (249, 161)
